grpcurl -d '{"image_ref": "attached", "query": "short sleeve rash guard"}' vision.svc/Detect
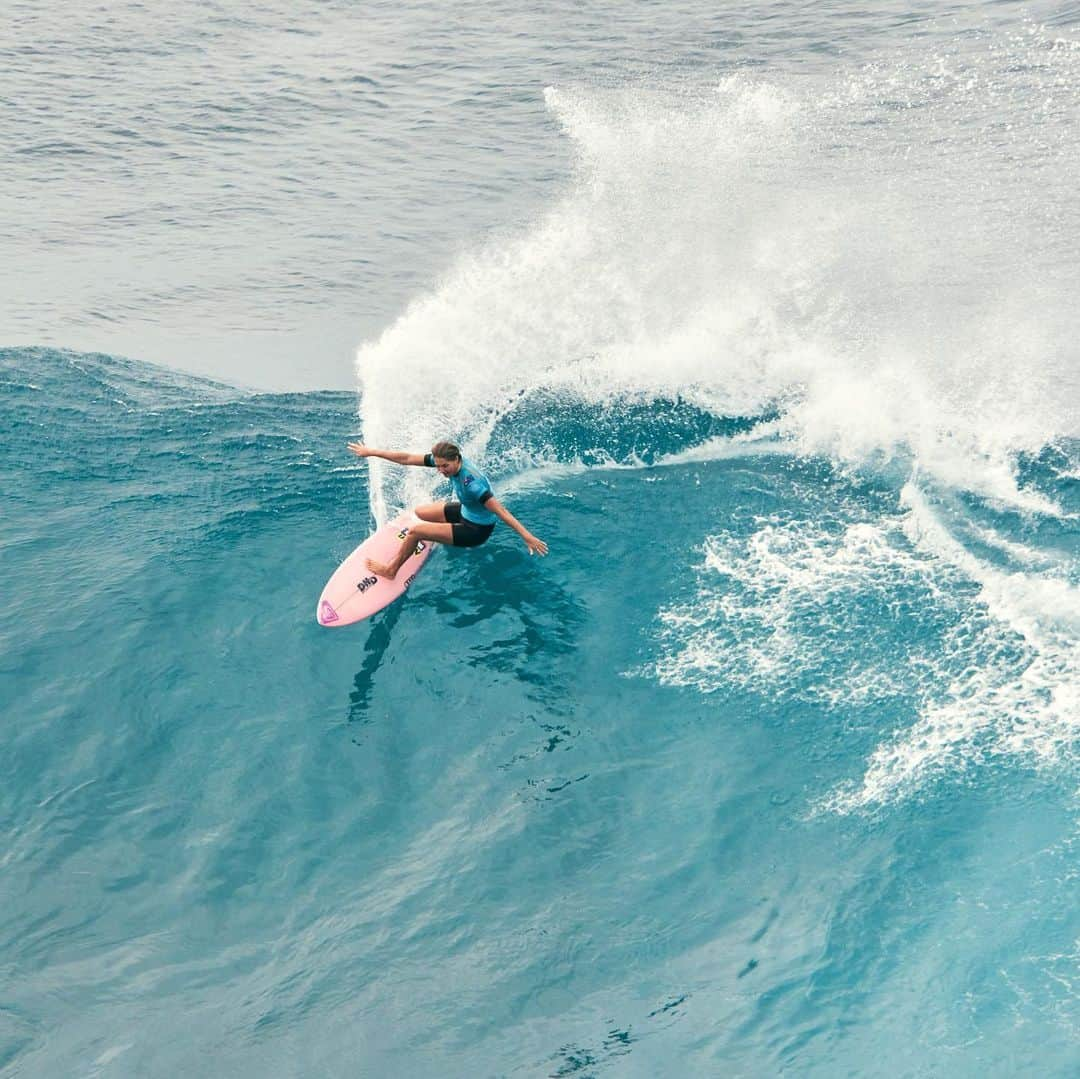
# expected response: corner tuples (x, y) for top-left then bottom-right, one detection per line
(424, 455), (497, 525)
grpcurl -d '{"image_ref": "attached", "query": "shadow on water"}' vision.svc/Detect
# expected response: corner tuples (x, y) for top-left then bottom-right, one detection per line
(346, 600), (405, 730)
(340, 533), (587, 735)
(423, 542), (588, 701)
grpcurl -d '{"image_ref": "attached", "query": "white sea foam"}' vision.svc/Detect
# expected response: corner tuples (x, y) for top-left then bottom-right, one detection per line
(828, 484), (1080, 811)
(644, 480), (1079, 811)
(357, 28), (1079, 521)
(643, 506), (951, 708)
(965, 519), (1062, 570)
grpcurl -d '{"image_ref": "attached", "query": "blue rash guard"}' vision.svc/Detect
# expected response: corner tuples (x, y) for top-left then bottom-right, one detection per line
(424, 454), (498, 526)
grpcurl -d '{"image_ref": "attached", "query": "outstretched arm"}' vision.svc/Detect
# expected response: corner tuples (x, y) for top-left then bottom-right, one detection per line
(347, 443), (428, 466)
(486, 497), (548, 556)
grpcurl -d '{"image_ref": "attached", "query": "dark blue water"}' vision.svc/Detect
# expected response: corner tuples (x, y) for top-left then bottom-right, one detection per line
(3, 347), (1078, 1075)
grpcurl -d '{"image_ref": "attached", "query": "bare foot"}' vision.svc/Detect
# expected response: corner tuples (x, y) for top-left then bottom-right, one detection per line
(365, 557), (399, 580)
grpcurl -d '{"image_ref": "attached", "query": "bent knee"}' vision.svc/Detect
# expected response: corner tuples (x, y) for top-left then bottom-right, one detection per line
(414, 503), (446, 523)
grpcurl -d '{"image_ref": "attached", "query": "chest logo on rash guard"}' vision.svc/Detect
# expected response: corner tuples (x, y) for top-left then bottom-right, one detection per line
(462, 475), (473, 486)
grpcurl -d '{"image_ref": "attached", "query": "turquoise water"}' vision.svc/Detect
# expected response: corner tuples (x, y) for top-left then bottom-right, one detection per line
(4, 347), (1078, 1075)
(5, 1), (1080, 1075)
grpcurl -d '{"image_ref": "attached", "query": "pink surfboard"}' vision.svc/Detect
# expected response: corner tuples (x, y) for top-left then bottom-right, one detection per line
(316, 512), (436, 627)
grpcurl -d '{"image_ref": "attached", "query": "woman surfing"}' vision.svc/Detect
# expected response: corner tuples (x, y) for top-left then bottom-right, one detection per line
(347, 440), (548, 579)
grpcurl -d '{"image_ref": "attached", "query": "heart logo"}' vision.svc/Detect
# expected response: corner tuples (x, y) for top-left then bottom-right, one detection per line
(318, 600), (339, 624)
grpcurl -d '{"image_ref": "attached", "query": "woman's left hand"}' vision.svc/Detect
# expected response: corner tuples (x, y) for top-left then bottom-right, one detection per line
(524, 534), (549, 557)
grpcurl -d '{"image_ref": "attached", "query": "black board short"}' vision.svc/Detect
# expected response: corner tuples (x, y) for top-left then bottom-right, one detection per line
(444, 502), (495, 548)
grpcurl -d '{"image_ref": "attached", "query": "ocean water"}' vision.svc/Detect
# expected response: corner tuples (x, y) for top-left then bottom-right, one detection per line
(4, 2), (1080, 1077)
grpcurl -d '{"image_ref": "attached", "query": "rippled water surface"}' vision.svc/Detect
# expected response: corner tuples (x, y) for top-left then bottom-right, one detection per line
(4, 0), (1074, 388)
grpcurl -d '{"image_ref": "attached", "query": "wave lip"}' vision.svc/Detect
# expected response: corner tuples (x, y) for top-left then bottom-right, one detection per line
(357, 30), (1080, 523)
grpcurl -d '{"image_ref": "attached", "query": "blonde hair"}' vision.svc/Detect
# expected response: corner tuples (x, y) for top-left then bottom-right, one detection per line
(431, 440), (461, 461)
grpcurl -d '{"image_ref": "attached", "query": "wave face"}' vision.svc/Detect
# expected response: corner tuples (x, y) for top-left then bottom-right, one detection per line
(6, 353), (1078, 1074)
(5, 17), (1080, 1079)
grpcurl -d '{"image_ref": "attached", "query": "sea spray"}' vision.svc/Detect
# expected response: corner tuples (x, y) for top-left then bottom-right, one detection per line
(357, 29), (1078, 522)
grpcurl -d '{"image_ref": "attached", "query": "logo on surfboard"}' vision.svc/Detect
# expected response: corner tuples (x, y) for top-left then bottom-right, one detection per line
(356, 575), (378, 593)
(395, 527), (426, 556)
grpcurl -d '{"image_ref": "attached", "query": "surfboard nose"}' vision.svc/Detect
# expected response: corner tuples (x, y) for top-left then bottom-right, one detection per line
(317, 599), (339, 625)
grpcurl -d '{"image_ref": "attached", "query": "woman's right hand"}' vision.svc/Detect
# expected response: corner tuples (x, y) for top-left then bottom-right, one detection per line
(347, 442), (372, 458)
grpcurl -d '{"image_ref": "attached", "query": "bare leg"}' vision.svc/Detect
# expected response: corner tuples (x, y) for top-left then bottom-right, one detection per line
(366, 520), (455, 579)
(413, 502), (448, 523)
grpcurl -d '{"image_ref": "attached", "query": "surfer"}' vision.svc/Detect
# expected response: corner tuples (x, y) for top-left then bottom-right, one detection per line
(347, 440), (548, 579)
